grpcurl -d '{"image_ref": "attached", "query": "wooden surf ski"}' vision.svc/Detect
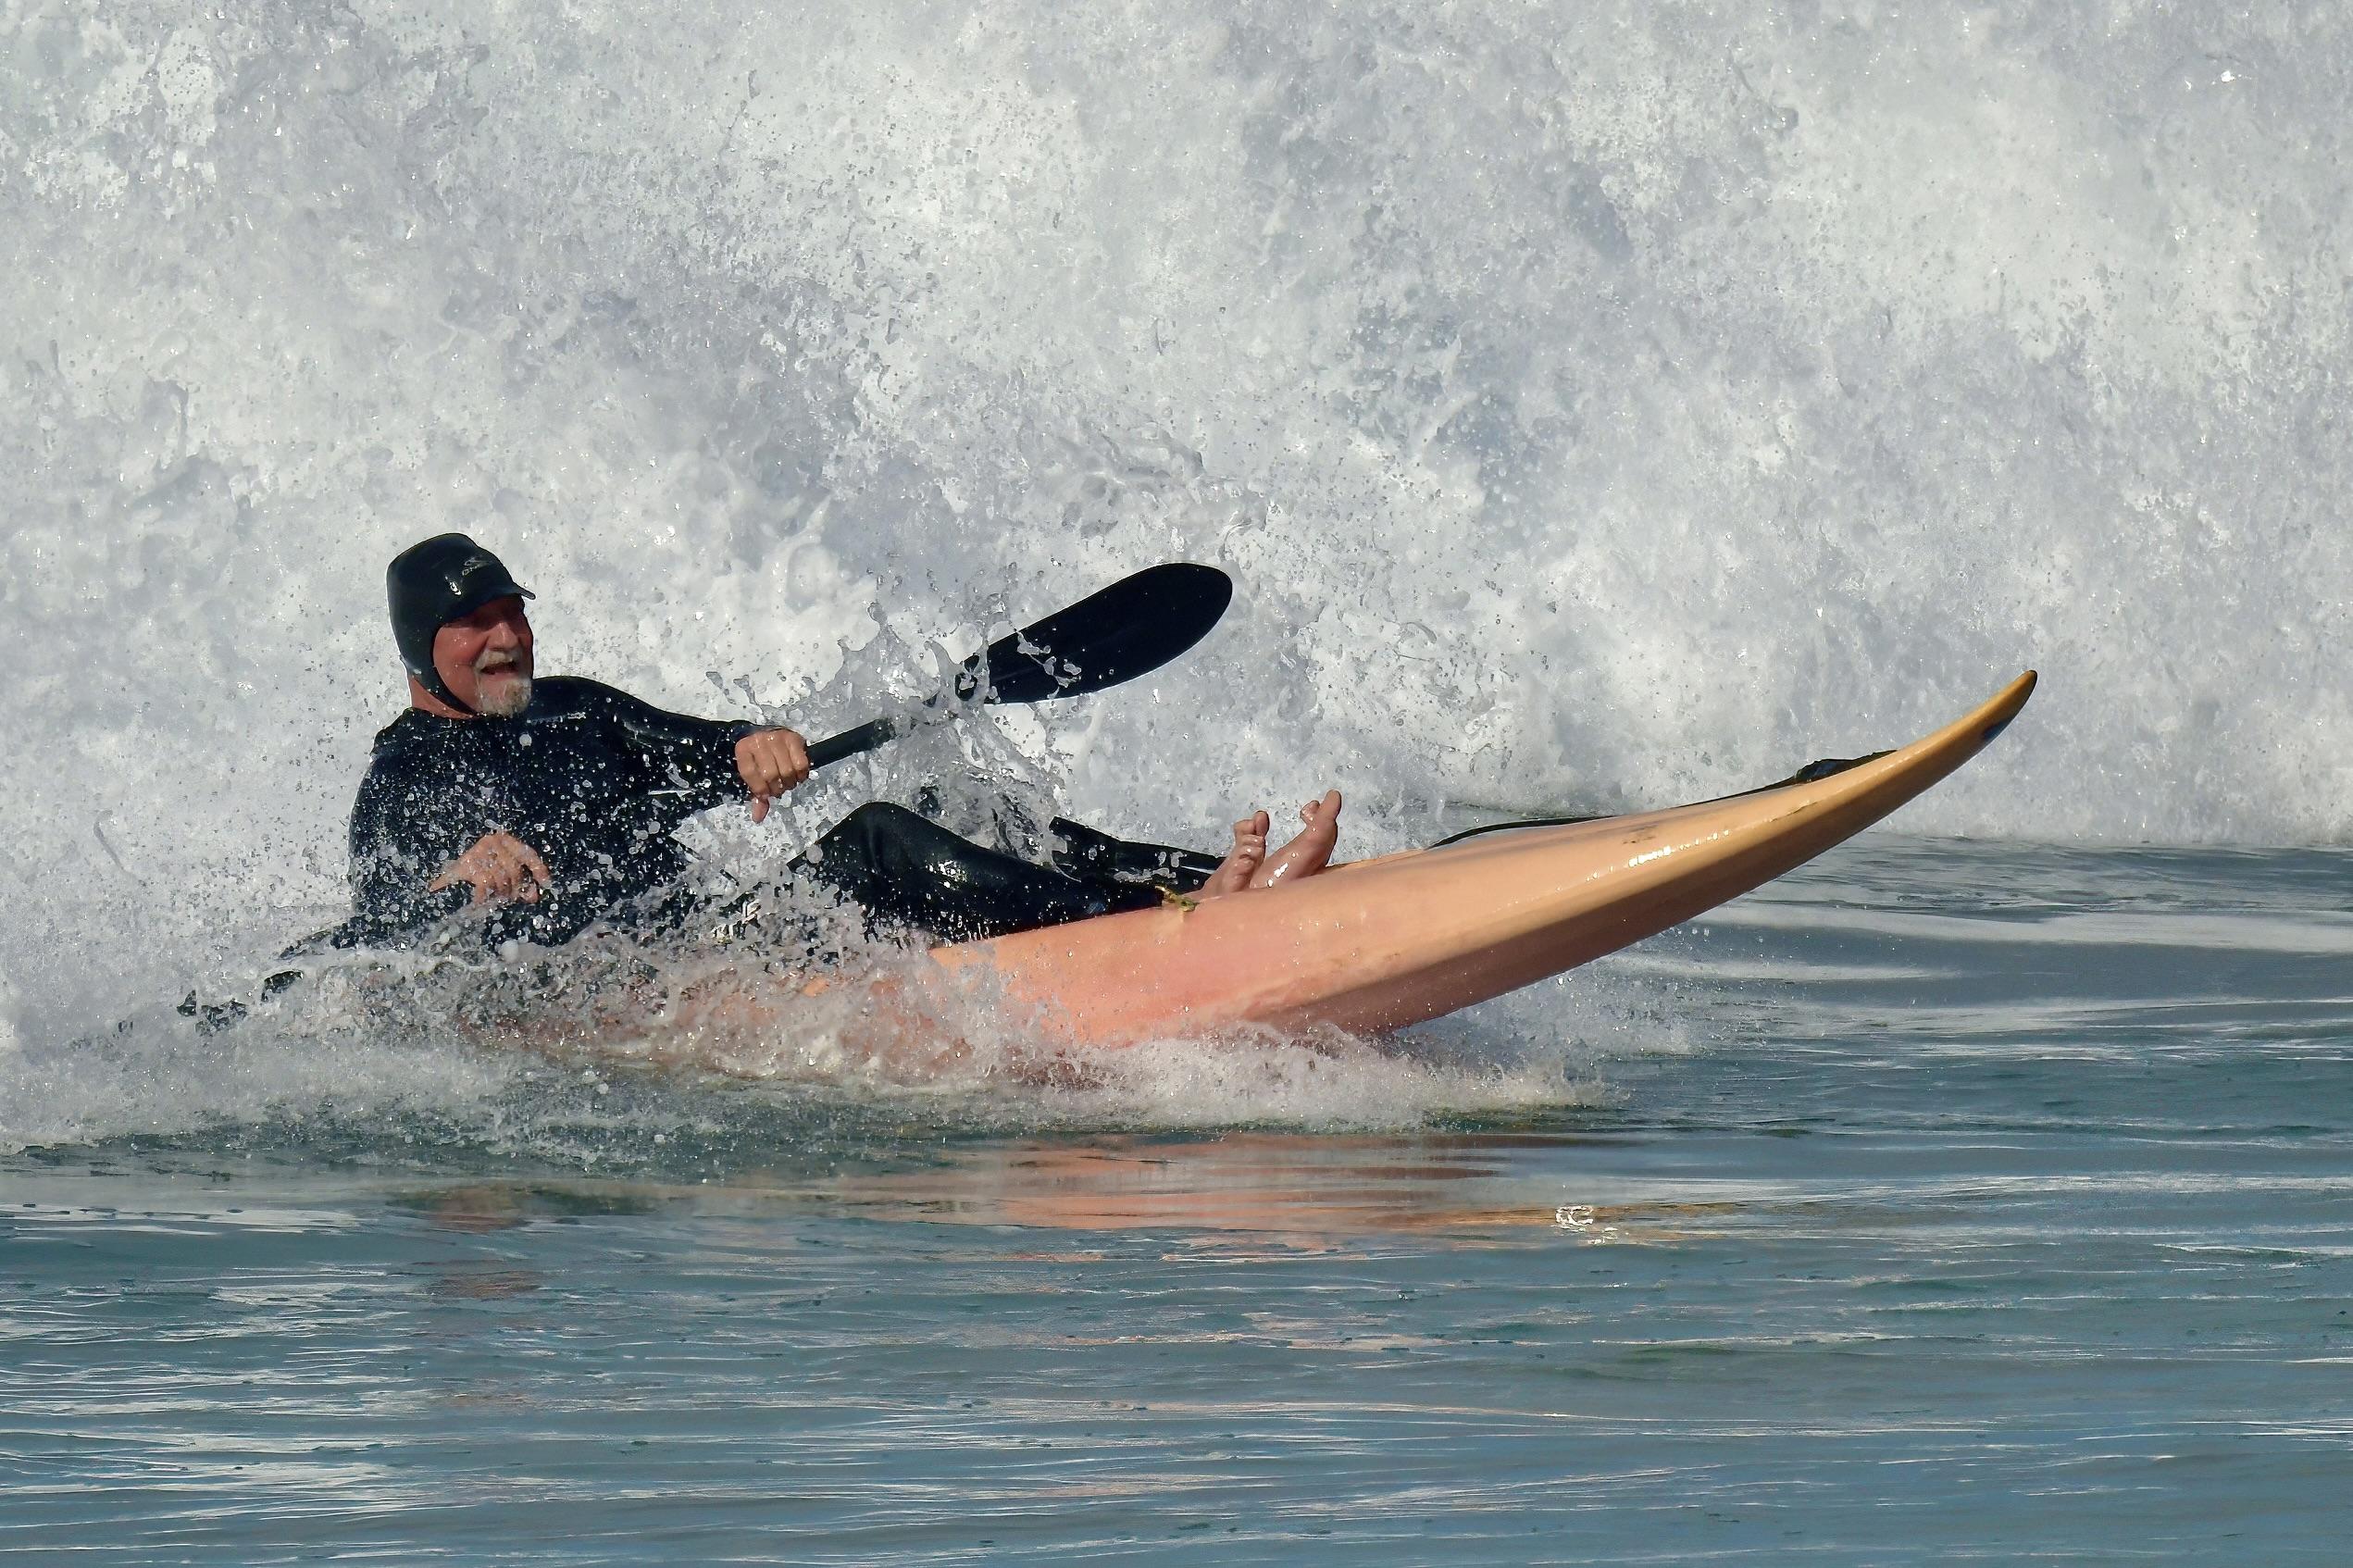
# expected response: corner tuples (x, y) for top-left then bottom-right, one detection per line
(927, 672), (2037, 1044)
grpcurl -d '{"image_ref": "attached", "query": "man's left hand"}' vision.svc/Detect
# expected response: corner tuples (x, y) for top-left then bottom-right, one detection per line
(736, 727), (813, 823)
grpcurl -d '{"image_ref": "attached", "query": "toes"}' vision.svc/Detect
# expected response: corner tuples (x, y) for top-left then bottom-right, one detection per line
(1206, 811), (1276, 899)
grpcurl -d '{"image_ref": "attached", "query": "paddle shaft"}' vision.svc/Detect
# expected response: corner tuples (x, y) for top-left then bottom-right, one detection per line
(805, 716), (903, 770)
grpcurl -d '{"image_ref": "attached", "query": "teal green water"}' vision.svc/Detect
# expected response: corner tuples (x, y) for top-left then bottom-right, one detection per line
(6, 840), (2350, 1562)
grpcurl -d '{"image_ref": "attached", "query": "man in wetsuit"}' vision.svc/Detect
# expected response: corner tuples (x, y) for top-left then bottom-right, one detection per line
(344, 534), (1259, 955)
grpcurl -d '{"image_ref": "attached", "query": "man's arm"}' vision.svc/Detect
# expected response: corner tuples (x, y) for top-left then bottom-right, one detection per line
(587, 681), (811, 821)
(347, 731), (568, 926)
(347, 764), (475, 940)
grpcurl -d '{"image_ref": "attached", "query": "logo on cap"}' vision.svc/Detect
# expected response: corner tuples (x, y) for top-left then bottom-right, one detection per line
(446, 554), (497, 594)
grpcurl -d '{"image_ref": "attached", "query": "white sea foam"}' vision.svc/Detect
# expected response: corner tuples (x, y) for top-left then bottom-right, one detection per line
(0, 938), (1647, 1153)
(3, 2), (2347, 1126)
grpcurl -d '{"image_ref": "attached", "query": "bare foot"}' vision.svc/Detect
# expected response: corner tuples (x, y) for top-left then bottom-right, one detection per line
(1198, 810), (1269, 897)
(1251, 790), (1343, 889)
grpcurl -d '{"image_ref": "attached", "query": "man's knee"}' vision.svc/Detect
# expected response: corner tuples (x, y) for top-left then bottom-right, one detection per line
(807, 801), (951, 885)
(830, 801), (940, 855)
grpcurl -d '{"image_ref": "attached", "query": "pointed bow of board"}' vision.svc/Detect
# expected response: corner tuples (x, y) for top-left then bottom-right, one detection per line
(931, 671), (2038, 1045)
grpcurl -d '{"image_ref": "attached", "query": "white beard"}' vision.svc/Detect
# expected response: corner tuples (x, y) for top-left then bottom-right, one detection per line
(474, 669), (532, 717)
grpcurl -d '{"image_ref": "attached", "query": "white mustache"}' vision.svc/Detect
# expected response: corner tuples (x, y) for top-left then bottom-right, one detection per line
(475, 651), (524, 674)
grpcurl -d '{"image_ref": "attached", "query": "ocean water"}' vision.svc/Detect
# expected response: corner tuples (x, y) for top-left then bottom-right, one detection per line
(6, 840), (2349, 1562)
(5, 0), (2351, 1560)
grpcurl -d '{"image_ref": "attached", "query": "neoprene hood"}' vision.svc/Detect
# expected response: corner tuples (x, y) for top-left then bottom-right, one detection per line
(387, 533), (534, 709)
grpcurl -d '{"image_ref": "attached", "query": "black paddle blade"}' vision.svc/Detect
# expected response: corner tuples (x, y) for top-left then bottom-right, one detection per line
(804, 561), (1234, 771)
(952, 562), (1233, 705)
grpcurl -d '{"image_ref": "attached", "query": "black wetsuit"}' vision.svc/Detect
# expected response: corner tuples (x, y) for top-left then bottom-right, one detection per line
(342, 677), (1207, 952)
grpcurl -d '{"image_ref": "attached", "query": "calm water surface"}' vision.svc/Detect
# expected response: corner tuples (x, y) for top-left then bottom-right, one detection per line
(6, 840), (2350, 1563)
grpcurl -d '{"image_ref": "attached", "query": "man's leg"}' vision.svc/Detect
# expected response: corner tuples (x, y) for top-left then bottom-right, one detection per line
(1046, 816), (1223, 893)
(798, 803), (1165, 943)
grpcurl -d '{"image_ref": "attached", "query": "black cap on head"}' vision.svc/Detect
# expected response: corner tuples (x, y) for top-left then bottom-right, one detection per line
(387, 533), (534, 709)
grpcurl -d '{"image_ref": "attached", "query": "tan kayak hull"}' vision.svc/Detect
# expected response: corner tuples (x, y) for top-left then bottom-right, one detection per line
(928, 672), (2037, 1045)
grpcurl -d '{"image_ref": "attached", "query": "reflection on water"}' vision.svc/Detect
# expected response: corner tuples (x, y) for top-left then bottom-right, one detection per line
(345, 1130), (1727, 1245)
(824, 1133), (1726, 1243)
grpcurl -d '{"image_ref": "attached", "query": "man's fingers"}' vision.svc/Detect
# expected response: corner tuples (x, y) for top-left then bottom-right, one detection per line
(758, 740), (806, 791)
(496, 840), (546, 903)
(778, 731), (811, 788)
(454, 835), (550, 904)
(430, 832), (551, 907)
(737, 728), (813, 811)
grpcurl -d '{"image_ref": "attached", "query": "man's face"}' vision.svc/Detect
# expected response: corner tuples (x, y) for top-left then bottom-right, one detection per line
(432, 597), (535, 716)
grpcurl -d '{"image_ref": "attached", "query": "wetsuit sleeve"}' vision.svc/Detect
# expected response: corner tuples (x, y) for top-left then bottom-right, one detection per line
(583, 681), (766, 812)
(344, 756), (474, 941)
